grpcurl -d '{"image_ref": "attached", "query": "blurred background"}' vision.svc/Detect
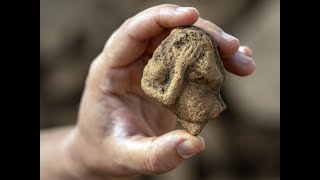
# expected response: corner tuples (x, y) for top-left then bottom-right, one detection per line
(40, 0), (279, 179)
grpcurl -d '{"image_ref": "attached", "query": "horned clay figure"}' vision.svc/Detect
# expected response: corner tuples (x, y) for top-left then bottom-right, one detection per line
(141, 26), (227, 135)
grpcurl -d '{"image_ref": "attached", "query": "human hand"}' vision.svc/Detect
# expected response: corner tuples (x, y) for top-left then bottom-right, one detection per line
(63, 4), (255, 180)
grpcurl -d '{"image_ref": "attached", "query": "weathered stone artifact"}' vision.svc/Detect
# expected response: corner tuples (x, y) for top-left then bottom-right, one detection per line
(141, 26), (227, 135)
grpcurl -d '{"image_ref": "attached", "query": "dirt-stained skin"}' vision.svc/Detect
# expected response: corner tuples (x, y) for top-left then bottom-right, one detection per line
(141, 26), (227, 135)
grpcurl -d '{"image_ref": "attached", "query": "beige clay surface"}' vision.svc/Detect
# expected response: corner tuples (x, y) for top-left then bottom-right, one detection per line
(141, 26), (227, 135)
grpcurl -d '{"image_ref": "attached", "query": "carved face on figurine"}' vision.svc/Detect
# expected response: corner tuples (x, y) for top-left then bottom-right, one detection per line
(141, 26), (227, 135)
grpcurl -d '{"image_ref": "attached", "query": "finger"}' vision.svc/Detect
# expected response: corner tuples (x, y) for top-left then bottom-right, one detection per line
(103, 4), (199, 68)
(194, 17), (240, 56)
(222, 51), (256, 76)
(118, 130), (205, 175)
(194, 18), (256, 76)
(143, 29), (172, 60)
(239, 46), (253, 57)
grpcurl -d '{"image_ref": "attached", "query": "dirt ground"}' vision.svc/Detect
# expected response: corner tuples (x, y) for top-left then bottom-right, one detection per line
(40, 0), (279, 179)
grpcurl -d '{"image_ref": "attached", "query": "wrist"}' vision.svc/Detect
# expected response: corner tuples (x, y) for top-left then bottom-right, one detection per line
(59, 127), (85, 179)
(61, 127), (100, 180)
(62, 127), (134, 180)
(60, 127), (101, 180)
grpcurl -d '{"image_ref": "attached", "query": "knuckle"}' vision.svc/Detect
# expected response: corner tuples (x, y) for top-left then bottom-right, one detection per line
(121, 17), (133, 28)
(203, 20), (212, 25)
(215, 27), (223, 34)
(145, 151), (167, 174)
(89, 55), (102, 72)
(86, 54), (107, 87)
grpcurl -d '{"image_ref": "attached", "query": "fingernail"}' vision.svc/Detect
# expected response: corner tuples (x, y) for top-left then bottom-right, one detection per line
(222, 32), (238, 42)
(239, 46), (253, 56)
(176, 7), (194, 12)
(198, 136), (205, 151)
(177, 140), (197, 159)
(239, 46), (246, 53)
(237, 51), (255, 65)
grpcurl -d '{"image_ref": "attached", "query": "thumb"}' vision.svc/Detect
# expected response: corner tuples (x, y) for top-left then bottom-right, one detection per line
(120, 130), (205, 175)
